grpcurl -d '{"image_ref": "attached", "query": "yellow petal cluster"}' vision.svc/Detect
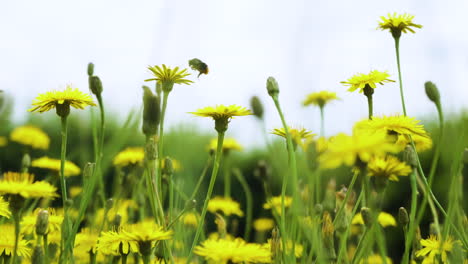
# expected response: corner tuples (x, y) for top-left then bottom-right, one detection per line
(190, 105), (252, 121)
(31, 156), (81, 177)
(0, 224), (31, 257)
(145, 64), (193, 85)
(415, 235), (458, 263)
(0, 172), (58, 199)
(209, 137), (243, 152)
(302, 91), (339, 108)
(10, 125), (50, 150)
(272, 126), (315, 148)
(21, 208), (64, 235)
(195, 238), (271, 263)
(367, 155), (412, 181)
(0, 196), (11, 218)
(378, 13), (422, 35)
(113, 147), (145, 167)
(341, 70), (395, 93)
(208, 196), (244, 217)
(352, 212), (397, 228)
(253, 218), (275, 232)
(263, 196), (293, 216)
(29, 86), (96, 113)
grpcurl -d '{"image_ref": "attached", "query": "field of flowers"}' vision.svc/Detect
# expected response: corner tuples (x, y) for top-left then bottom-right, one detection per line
(0, 13), (467, 264)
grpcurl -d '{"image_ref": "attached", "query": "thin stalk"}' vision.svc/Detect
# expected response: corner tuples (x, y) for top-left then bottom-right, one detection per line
(319, 106), (325, 137)
(96, 95), (106, 205)
(189, 157), (213, 202)
(415, 173), (440, 235)
(223, 155), (231, 198)
(272, 96), (299, 262)
(332, 170), (359, 226)
(336, 190), (363, 263)
(43, 235), (49, 262)
(401, 168), (418, 264)
(186, 132), (225, 263)
(366, 95), (373, 120)
(156, 91), (170, 201)
(394, 37), (407, 116)
(59, 116), (72, 263)
(169, 174), (174, 222)
(11, 211), (21, 264)
(121, 254), (128, 264)
(233, 168), (253, 240)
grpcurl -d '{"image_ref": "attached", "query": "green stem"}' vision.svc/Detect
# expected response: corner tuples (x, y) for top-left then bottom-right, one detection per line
(157, 91), (170, 202)
(332, 170), (359, 226)
(43, 235), (49, 263)
(12, 211), (21, 264)
(415, 173), (440, 235)
(121, 254), (128, 264)
(96, 95), (106, 205)
(272, 95), (299, 261)
(394, 37), (407, 116)
(169, 174), (174, 222)
(186, 132), (225, 263)
(336, 190), (363, 263)
(319, 106), (325, 137)
(416, 102), (444, 226)
(59, 116), (72, 263)
(189, 156), (213, 202)
(232, 168), (253, 241)
(401, 168), (418, 264)
(223, 155), (231, 198)
(366, 95), (373, 120)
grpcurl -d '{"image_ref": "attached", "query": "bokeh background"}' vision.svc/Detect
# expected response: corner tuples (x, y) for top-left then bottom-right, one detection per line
(1, 0), (468, 146)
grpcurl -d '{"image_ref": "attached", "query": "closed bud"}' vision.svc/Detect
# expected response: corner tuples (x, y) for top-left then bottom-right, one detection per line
(145, 136), (158, 160)
(32, 245), (45, 264)
(360, 207), (372, 227)
(55, 102), (70, 118)
(35, 209), (49, 236)
(398, 207), (409, 226)
(250, 96), (264, 119)
(162, 157), (174, 176)
(89, 76), (103, 96)
(266, 77), (280, 98)
(403, 145), (418, 167)
(83, 162), (95, 178)
(87, 63), (94, 76)
(425, 81), (441, 105)
(22, 153), (31, 171)
(142, 86), (160, 136)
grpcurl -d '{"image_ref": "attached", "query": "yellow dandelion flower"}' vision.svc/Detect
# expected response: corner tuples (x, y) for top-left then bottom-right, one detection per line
(29, 86), (96, 113)
(195, 238), (271, 263)
(69, 186), (83, 198)
(0, 224), (31, 257)
(264, 239), (304, 258)
(352, 212), (397, 228)
(319, 132), (398, 169)
(272, 126), (315, 148)
(367, 155), (412, 181)
(183, 212), (199, 228)
(263, 196), (293, 216)
(94, 199), (138, 225)
(10, 125), (50, 150)
(0, 196), (11, 218)
(0, 172), (58, 198)
(360, 254), (393, 264)
(190, 105), (252, 121)
(21, 208), (63, 235)
(416, 235), (458, 264)
(0, 136), (7, 147)
(145, 64), (193, 86)
(113, 147), (145, 167)
(354, 115), (430, 138)
(75, 228), (99, 255)
(303, 91), (339, 108)
(97, 229), (137, 256)
(396, 133), (433, 152)
(341, 70), (395, 93)
(378, 13), (422, 37)
(253, 218), (275, 232)
(209, 137), (243, 153)
(121, 220), (173, 244)
(208, 196), (244, 217)
(31, 156), (81, 177)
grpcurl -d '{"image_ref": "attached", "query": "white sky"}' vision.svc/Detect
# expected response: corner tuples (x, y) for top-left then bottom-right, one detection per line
(1, 0), (468, 146)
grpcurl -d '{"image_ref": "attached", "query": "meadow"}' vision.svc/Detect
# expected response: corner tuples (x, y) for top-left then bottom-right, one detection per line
(0, 13), (467, 264)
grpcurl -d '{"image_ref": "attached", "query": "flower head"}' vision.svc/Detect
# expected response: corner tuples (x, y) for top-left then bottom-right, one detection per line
(190, 105), (252, 133)
(145, 64), (193, 92)
(341, 70), (395, 93)
(367, 155), (411, 181)
(272, 126), (315, 149)
(195, 238), (271, 263)
(74, 228), (100, 259)
(10, 125), (50, 150)
(31, 156), (81, 177)
(97, 229), (137, 256)
(94, 199), (138, 225)
(0, 196), (11, 218)
(21, 208), (63, 235)
(263, 196), (293, 216)
(253, 218), (275, 232)
(0, 172), (58, 199)
(113, 147), (145, 167)
(303, 91), (339, 108)
(0, 224), (31, 257)
(416, 235), (458, 263)
(378, 13), (422, 38)
(122, 220), (173, 245)
(208, 137), (243, 153)
(354, 115), (429, 138)
(396, 133), (433, 152)
(183, 212), (199, 228)
(208, 196), (244, 217)
(29, 86), (96, 116)
(319, 132), (398, 169)
(352, 212), (397, 228)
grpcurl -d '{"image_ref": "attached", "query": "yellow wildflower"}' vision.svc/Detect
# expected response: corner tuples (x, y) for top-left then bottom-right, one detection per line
(113, 147), (145, 167)
(0, 172), (58, 198)
(253, 218), (275, 232)
(416, 235), (458, 264)
(272, 126), (315, 149)
(145, 64), (193, 86)
(341, 70), (395, 93)
(31, 156), (81, 177)
(354, 115), (430, 138)
(69, 186), (83, 198)
(367, 155), (412, 181)
(352, 212), (397, 227)
(0, 224), (31, 257)
(209, 137), (243, 153)
(10, 125), (50, 150)
(94, 199), (138, 225)
(302, 91), (339, 108)
(190, 105), (252, 120)
(0, 196), (11, 218)
(263, 196), (293, 215)
(183, 212), (199, 228)
(195, 238), (271, 263)
(319, 132), (398, 169)
(29, 86), (96, 113)
(121, 220), (173, 254)
(97, 229), (137, 256)
(396, 133), (433, 152)
(208, 196), (244, 217)
(378, 13), (422, 37)
(21, 208), (63, 235)
(75, 228), (99, 255)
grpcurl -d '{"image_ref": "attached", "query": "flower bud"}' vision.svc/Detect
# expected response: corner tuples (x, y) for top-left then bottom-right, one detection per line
(21, 153), (31, 171)
(403, 145), (418, 167)
(35, 209), (49, 236)
(250, 96), (264, 119)
(145, 136), (158, 161)
(360, 207), (372, 227)
(32, 245), (45, 264)
(425, 81), (441, 106)
(56, 102), (70, 118)
(398, 207), (409, 226)
(266, 77), (279, 97)
(83, 162), (95, 178)
(87, 62), (94, 76)
(142, 86), (160, 136)
(89, 76), (103, 96)
(162, 157), (174, 176)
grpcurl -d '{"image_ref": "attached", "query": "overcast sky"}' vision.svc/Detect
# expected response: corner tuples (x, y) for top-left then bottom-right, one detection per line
(1, 0), (467, 147)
